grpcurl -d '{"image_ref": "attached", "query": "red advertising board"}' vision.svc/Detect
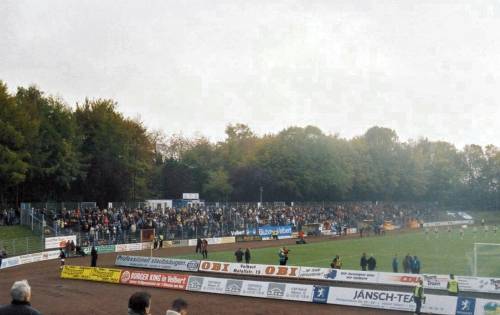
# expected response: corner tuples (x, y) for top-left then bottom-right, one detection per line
(119, 269), (188, 290)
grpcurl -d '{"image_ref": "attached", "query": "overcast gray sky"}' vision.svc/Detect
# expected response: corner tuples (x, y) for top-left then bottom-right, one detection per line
(1, 0), (499, 148)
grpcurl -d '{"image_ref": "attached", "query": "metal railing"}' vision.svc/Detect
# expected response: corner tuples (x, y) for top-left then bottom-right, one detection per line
(0, 236), (44, 257)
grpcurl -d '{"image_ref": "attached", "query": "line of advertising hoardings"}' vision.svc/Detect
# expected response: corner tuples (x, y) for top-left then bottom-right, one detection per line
(0, 235), (236, 270)
(0, 249), (60, 269)
(60, 265), (500, 315)
(61, 265), (122, 283)
(115, 255), (200, 272)
(422, 220), (474, 228)
(45, 235), (77, 249)
(1, 242), (151, 270)
(197, 260), (500, 294)
(112, 255), (500, 295)
(83, 244), (116, 255)
(230, 225), (293, 240)
(186, 236), (236, 246)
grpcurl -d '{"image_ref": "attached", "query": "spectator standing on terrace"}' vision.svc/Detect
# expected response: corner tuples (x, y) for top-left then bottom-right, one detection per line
(367, 254), (376, 271)
(201, 239), (208, 259)
(234, 248), (244, 263)
(127, 292), (151, 315)
(245, 248), (251, 264)
(392, 254), (399, 273)
(166, 298), (188, 315)
(90, 246), (98, 267)
(360, 253), (368, 271)
(0, 280), (42, 315)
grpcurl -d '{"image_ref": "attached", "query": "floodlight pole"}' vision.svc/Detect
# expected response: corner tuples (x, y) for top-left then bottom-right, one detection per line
(473, 243), (477, 277)
(150, 228), (155, 258)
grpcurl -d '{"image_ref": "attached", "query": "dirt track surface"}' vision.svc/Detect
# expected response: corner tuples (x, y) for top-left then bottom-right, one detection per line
(0, 235), (410, 315)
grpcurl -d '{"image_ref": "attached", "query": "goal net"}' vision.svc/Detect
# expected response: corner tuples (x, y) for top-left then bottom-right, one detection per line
(473, 243), (500, 276)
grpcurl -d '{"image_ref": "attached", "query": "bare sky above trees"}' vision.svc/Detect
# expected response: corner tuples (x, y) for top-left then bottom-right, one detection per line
(1, 0), (499, 148)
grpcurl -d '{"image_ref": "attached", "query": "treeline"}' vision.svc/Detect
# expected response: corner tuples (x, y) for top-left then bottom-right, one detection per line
(1, 81), (499, 207)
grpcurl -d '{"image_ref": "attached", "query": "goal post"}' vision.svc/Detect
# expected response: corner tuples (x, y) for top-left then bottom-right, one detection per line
(473, 242), (500, 276)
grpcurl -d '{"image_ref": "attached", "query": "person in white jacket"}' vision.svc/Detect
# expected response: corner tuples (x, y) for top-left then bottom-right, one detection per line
(166, 299), (188, 315)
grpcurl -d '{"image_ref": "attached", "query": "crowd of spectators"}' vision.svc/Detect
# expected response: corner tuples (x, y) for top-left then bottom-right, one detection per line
(25, 201), (437, 246)
(0, 209), (18, 226)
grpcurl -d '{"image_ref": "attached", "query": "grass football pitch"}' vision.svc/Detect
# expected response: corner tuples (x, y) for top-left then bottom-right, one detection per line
(175, 228), (500, 277)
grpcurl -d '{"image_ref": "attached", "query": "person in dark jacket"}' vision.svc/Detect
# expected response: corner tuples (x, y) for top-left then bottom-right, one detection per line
(360, 252), (368, 271)
(244, 248), (251, 264)
(0, 280), (42, 315)
(392, 254), (399, 273)
(90, 246), (98, 267)
(195, 238), (202, 254)
(201, 239), (208, 259)
(413, 256), (421, 274)
(234, 248), (244, 263)
(367, 254), (377, 271)
(403, 254), (411, 273)
(59, 248), (66, 270)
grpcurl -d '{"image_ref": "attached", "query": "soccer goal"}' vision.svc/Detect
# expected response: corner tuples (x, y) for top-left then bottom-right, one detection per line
(472, 243), (500, 276)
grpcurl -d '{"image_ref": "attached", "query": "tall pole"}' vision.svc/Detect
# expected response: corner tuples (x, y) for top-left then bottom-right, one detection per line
(259, 186), (263, 205)
(473, 243), (477, 276)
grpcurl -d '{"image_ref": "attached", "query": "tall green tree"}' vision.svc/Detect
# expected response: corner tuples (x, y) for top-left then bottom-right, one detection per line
(75, 99), (154, 205)
(0, 82), (29, 205)
(15, 86), (86, 201)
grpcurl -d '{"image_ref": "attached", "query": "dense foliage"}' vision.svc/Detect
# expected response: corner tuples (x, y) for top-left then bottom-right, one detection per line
(1, 81), (499, 207)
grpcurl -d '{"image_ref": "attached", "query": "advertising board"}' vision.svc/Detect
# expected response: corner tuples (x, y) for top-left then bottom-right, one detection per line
(199, 276), (228, 294)
(327, 287), (456, 314)
(83, 245), (116, 255)
(182, 193), (199, 200)
(60, 265), (122, 283)
(199, 261), (300, 278)
(240, 279), (269, 298)
(474, 298), (500, 315)
(45, 235), (77, 249)
(283, 283), (314, 302)
(377, 272), (449, 290)
(115, 255), (199, 272)
(299, 267), (379, 283)
(423, 220), (474, 228)
(235, 235), (263, 242)
(119, 270), (188, 289)
(115, 243), (143, 252)
(187, 237), (236, 247)
(0, 256), (20, 269)
(312, 285), (330, 304)
(457, 276), (500, 295)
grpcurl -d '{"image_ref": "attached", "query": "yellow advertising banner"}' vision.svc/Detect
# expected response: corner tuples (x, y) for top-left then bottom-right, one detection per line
(61, 265), (122, 283)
